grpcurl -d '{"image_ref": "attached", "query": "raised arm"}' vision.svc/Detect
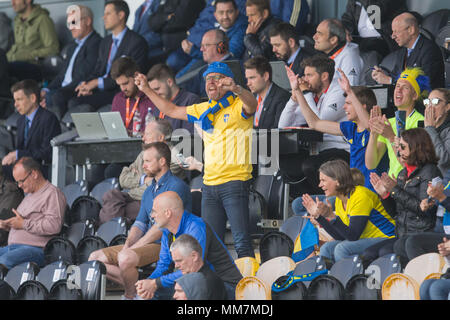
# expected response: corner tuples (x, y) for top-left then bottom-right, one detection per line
(286, 66), (342, 136)
(135, 73), (188, 121)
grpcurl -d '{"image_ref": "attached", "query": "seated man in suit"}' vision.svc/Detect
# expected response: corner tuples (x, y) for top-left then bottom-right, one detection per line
(147, 63), (200, 135)
(371, 12), (445, 90)
(0, 157), (66, 270)
(7, 0), (59, 82)
(41, 5), (102, 120)
(269, 21), (316, 77)
(67, 0), (149, 113)
(1, 80), (61, 181)
(313, 18), (365, 85)
(244, 56), (290, 129)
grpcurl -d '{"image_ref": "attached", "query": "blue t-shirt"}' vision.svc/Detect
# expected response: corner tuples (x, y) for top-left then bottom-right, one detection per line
(132, 170), (192, 235)
(340, 121), (388, 191)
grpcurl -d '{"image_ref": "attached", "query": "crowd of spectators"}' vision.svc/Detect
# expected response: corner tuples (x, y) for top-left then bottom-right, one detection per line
(0, 0), (449, 300)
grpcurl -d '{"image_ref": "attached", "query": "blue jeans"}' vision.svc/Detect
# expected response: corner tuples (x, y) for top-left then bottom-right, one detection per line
(292, 195), (336, 216)
(420, 278), (450, 300)
(201, 180), (254, 258)
(320, 238), (388, 262)
(0, 244), (45, 269)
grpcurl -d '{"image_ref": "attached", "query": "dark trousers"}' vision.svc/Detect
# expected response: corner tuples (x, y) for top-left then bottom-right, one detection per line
(46, 86), (77, 121)
(68, 89), (118, 111)
(8, 61), (42, 82)
(361, 237), (397, 266)
(394, 232), (446, 262)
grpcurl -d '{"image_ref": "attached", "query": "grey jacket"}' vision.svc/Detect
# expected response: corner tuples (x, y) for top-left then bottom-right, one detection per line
(425, 115), (450, 176)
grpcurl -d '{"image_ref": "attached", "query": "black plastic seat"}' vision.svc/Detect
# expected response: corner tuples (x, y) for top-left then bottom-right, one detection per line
(65, 220), (96, 248)
(16, 280), (49, 300)
(293, 255), (328, 287)
(280, 215), (307, 243)
(61, 180), (88, 209)
(95, 217), (127, 246)
(78, 260), (107, 300)
(49, 279), (83, 300)
(329, 255), (364, 287)
(4, 262), (40, 293)
(36, 260), (69, 292)
(90, 178), (120, 206)
(258, 231), (294, 264)
(271, 275), (308, 300)
(44, 237), (77, 265)
(76, 236), (108, 264)
(68, 195), (102, 225)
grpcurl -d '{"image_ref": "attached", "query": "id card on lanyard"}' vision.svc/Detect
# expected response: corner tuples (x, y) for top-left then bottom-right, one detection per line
(125, 97), (141, 128)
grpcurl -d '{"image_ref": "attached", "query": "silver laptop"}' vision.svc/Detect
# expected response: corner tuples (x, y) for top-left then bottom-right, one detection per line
(270, 61), (291, 91)
(72, 113), (108, 140)
(100, 112), (129, 139)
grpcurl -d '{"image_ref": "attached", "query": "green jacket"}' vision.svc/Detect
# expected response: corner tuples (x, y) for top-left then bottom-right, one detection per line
(7, 4), (59, 63)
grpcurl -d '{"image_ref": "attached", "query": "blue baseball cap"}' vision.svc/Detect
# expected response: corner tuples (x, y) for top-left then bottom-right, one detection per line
(202, 62), (234, 79)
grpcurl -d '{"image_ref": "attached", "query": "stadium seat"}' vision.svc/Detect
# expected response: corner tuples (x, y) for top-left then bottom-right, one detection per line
(271, 275), (308, 300)
(258, 231), (294, 264)
(293, 255), (328, 287)
(252, 172), (285, 224)
(0, 125), (14, 152)
(235, 276), (271, 300)
(280, 215), (307, 243)
(255, 256), (296, 291)
(90, 178), (120, 206)
(65, 220), (96, 248)
(4, 262), (40, 294)
(248, 189), (265, 238)
(421, 9), (450, 40)
(329, 255), (364, 288)
(0, 279), (15, 300)
(68, 195), (102, 225)
(5, 111), (20, 131)
(95, 217), (128, 246)
(36, 260), (69, 292)
(43, 237), (77, 265)
(365, 254), (402, 288)
(76, 236), (108, 264)
(78, 260), (107, 300)
(16, 280), (49, 300)
(234, 257), (260, 277)
(382, 253), (445, 300)
(61, 180), (89, 209)
(48, 279), (83, 300)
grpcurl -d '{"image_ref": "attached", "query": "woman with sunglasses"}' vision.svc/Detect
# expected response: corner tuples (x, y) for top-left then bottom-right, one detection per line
(367, 128), (442, 267)
(424, 88), (450, 181)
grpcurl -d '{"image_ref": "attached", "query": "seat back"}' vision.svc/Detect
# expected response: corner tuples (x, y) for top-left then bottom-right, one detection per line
(234, 257), (260, 277)
(78, 260), (107, 300)
(252, 173), (284, 221)
(345, 274), (381, 300)
(89, 178), (120, 206)
(36, 260), (69, 292)
(248, 189), (265, 238)
(382, 273), (420, 300)
(44, 237), (77, 265)
(68, 195), (102, 225)
(271, 275), (307, 300)
(329, 255), (364, 287)
(293, 255), (327, 287)
(95, 217), (127, 246)
(0, 279), (15, 300)
(258, 231), (294, 264)
(4, 262), (40, 293)
(65, 220), (96, 248)
(235, 276), (270, 300)
(421, 9), (450, 38)
(280, 215), (306, 243)
(62, 180), (88, 209)
(255, 256), (296, 290)
(49, 279), (83, 300)
(306, 274), (346, 300)
(403, 253), (445, 286)
(365, 254), (402, 289)
(76, 236), (108, 264)
(0, 125), (14, 151)
(16, 280), (49, 300)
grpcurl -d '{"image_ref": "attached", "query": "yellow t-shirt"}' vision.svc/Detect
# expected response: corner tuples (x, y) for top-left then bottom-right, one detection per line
(186, 96), (253, 186)
(335, 186), (396, 239)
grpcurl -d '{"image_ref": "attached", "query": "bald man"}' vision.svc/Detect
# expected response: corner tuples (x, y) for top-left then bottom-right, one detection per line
(135, 191), (242, 300)
(371, 12), (444, 89)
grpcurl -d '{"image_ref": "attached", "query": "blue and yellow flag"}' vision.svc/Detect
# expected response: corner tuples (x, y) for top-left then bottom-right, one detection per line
(292, 219), (319, 263)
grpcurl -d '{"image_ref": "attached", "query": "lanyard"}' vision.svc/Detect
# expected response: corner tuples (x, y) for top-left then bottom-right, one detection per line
(254, 95), (263, 127)
(329, 45), (345, 60)
(125, 97), (141, 128)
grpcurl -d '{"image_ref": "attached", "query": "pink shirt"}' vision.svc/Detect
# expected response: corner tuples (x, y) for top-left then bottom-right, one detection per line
(8, 181), (66, 248)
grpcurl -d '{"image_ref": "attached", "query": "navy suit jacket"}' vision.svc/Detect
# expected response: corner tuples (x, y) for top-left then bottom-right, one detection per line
(48, 31), (102, 91)
(256, 83), (291, 130)
(16, 107), (61, 164)
(86, 28), (149, 91)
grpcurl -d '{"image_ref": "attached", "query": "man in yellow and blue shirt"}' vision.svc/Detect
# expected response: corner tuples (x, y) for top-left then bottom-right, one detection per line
(134, 62), (258, 258)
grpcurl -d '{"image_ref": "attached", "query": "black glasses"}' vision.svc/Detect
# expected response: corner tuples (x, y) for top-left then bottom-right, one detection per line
(16, 171), (32, 186)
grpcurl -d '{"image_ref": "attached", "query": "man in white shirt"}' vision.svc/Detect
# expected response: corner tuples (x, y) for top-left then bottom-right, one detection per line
(313, 18), (364, 86)
(278, 54), (349, 194)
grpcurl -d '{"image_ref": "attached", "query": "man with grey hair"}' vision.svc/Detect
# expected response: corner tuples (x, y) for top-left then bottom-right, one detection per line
(371, 12), (445, 89)
(170, 234), (227, 300)
(40, 4), (102, 120)
(313, 18), (364, 85)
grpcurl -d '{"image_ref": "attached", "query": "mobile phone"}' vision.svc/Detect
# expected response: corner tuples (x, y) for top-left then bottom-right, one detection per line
(176, 153), (190, 168)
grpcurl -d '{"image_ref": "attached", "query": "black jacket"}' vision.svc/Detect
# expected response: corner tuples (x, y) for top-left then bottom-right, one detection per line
(381, 163), (443, 238)
(16, 107), (61, 164)
(379, 35), (445, 90)
(255, 83), (290, 130)
(289, 46), (317, 77)
(86, 28), (149, 91)
(48, 31), (102, 91)
(0, 48), (9, 97)
(243, 15), (282, 61)
(148, 0), (205, 53)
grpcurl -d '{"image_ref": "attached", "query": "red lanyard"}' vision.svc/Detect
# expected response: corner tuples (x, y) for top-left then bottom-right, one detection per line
(254, 95), (263, 127)
(329, 45), (345, 60)
(125, 97), (140, 128)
